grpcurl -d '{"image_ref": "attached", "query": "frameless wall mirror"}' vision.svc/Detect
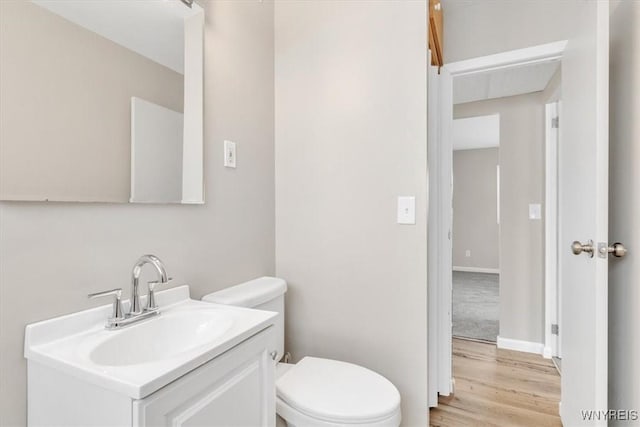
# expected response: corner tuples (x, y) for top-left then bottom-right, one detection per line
(0, 0), (204, 204)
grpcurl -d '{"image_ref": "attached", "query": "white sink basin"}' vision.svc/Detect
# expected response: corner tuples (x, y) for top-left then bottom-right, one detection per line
(25, 285), (277, 398)
(89, 307), (234, 366)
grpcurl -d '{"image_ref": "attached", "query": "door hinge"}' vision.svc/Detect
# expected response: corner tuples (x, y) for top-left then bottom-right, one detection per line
(552, 117), (559, 128)
(551, 324), (559, 335)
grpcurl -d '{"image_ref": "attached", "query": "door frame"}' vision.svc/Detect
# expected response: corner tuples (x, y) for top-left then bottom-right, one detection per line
(428, 40), (567, 404)
(428, 57), (453, 404)
(544, 100), (561, 359)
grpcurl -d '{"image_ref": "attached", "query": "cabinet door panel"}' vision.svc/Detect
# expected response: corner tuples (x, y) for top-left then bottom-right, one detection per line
(134, 328), (275, 427)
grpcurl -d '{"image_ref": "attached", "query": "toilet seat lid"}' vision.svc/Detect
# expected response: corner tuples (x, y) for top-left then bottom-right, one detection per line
(276, 357), (401, 424)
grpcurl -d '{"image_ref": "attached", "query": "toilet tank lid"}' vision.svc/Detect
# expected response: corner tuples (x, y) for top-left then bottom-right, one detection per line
(202, 277), (287, 308)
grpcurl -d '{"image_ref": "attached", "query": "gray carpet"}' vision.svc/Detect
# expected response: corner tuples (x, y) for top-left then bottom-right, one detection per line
(452, 271), (499, 342)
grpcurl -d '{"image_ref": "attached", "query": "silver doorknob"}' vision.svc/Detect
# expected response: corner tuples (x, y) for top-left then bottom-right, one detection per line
(598, 242), (628, 258)
(572, 240), (594, 257)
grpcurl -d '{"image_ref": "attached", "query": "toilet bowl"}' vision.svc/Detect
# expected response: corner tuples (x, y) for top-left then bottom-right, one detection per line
(276, 358), (401, 427)
(202, 277), (401, 427)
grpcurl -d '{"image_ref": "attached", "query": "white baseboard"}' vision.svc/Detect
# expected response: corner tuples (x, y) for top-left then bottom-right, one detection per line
(497, 336), (544, 355)
(542, 346), (553, 359)
(453, 266), (500, 274)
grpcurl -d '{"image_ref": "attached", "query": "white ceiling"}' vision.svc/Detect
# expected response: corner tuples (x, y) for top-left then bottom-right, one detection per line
(453, 114), (500, 151)
(31, 0), (200, 74)
(453, 60), (560, 104)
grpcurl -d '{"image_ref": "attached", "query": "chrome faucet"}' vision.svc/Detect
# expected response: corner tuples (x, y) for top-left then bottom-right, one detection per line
(130, 254), (169, 314)
(88, 254), (172, 329)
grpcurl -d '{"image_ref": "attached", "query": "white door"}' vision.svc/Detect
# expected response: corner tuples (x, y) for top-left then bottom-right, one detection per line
(559, 1), (609, 425)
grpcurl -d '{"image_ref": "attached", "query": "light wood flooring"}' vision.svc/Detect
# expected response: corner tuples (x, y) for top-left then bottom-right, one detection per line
(429, 338), (561, 427)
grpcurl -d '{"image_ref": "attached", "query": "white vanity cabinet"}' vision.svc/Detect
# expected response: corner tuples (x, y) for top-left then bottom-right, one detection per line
(26, 286), (278, 427)
(28, 327), (275, 427)
(134, 328), (275, 427)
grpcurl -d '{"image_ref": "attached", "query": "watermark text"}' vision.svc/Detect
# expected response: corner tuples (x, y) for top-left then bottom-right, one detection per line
(581, 409), (639, 421)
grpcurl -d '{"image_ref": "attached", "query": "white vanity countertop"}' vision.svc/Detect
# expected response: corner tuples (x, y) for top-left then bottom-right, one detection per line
(24, 285), (277, 399)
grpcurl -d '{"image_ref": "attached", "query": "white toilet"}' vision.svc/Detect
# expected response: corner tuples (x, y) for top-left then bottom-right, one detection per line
(202, 277), (402, 427)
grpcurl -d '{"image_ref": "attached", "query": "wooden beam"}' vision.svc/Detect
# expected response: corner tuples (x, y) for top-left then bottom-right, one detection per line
(428, 0), (443, 67)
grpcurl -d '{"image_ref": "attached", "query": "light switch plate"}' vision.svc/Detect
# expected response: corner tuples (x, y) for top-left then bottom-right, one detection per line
(529, 203), (542, 220)
(397, 196), (416, 224)
(224, 140), (236, 168)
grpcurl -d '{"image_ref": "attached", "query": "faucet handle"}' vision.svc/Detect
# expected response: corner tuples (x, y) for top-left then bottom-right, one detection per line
(88, 288), (124, 321)
(146, 278), (172, 311)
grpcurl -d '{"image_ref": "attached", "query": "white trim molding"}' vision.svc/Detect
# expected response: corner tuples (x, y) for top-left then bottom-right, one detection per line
(427, 57), (454, 404)
(444, 41), (568, 77)
(544, 101), (561, 360)
(453, 266), (500, 274)
(497, 336), (545, 355)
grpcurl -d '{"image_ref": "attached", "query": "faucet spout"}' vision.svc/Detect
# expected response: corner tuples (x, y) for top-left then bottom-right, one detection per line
(130, 254), (168, 314)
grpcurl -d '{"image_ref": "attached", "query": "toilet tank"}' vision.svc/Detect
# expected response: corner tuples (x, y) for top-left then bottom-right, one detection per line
(202, 277), (287, 362)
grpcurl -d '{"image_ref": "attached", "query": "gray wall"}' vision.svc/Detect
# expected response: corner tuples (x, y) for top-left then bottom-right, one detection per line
(0, 1), (183, 202)
(442, 0), (578, 63)
(452, 148), (499, 270)
(609, 0), (640, 420)
(455, 93), (545, 344)
(274, 1), (428, 425)
(0, 1), (275, 425)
